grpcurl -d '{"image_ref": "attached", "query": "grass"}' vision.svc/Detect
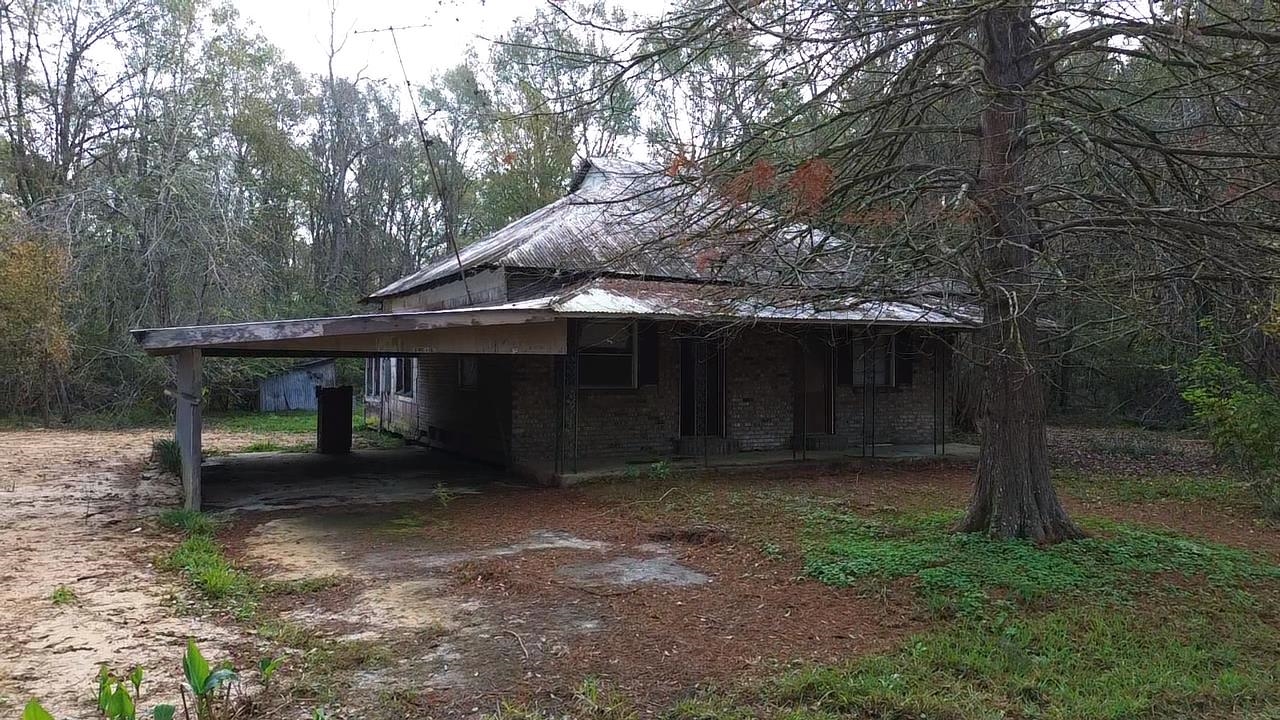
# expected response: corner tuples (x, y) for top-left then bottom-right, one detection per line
(802, 510), (1278, 617)
(769, 595), (1278, 720)
(653, 503), (1280, 720)
(1058, 470), (1253, 506)
(158, 510), (260, 619)
(50, 585), (77, 606)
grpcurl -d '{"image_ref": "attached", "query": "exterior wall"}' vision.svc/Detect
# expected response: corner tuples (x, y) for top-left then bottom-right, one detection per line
(725, 328), (798, 451)
(417, 354), (512, 460)
(363, 358), (420, 437)
(382, 269), (507, 312)
(574, 325), (681, 458)
(833, 339), (951, 447)
(367, 325), (957, 475)
(258, 361), (336, 411)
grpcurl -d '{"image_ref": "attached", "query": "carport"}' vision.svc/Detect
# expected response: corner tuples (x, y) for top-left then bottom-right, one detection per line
(131, 304), (568, 510)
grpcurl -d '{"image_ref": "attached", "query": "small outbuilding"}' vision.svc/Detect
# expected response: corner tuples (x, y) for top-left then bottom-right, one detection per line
(257, 358), (336, 412)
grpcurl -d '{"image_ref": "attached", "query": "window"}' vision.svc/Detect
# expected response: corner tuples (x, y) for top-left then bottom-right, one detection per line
(394, 356), (415, 397)
(365, 358), (382, 397)
(837, 335), (896, 388)
(578, 321), (637, 389)
(458, 356), (479, 390)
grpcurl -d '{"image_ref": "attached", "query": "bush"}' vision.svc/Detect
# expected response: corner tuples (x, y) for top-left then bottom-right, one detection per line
(1181, 349), (1280, 517)
(152, 438), (182, 476)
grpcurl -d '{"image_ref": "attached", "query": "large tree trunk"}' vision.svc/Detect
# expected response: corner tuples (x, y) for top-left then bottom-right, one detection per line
(958, 3), (1084, 543)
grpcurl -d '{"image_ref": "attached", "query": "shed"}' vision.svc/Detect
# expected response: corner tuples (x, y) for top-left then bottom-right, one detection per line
(257, 359), (336, 411)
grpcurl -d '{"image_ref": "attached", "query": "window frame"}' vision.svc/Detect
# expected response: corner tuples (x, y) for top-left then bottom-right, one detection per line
(365, 358), (382, 398)
(842, 334), (897, 389)
(577, 320), (639, 390)
(393, 356), (416, 398)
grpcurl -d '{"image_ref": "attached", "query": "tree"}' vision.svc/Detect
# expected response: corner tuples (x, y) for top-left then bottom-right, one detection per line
(583, 0), (1280, 541)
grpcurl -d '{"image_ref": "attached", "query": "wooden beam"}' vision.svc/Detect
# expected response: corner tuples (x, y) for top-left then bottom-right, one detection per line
(132, 307), (557, 354)
(203, 321), (568, 356)
(175, 348), (202, 511)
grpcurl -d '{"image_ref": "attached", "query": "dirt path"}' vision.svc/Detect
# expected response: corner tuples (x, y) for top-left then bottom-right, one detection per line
(0, 428), (306, 719)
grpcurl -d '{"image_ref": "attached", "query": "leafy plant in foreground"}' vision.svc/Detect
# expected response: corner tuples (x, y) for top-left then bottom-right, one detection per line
(180, 640), (237, 720)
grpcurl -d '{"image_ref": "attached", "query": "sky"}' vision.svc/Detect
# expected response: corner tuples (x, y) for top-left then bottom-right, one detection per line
(232, 0), (668, 95)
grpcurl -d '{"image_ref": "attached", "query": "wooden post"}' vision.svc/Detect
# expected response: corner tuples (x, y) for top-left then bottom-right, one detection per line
(175, 348), (203, 510)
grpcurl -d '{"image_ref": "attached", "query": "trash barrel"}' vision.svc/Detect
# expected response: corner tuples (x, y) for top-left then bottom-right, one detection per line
(315, 385), (353, 454)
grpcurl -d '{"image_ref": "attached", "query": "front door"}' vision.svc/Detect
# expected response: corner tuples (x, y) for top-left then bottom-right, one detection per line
(802, 341), (833, 435)
(680, 339), (725, 437)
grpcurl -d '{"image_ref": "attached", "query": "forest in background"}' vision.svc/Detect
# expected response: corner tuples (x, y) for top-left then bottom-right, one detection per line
(0, 0), (1275, 430)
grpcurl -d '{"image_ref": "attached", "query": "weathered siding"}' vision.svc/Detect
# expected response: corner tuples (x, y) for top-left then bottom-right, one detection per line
(258, 361), (336, 412)
(382, 269), (507, 312)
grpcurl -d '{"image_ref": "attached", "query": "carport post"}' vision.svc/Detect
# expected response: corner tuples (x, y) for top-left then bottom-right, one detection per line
(175, 348), (203, 510)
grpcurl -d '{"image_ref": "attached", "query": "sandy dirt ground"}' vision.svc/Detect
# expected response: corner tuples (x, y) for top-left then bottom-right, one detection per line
(0, 428), (309, 719)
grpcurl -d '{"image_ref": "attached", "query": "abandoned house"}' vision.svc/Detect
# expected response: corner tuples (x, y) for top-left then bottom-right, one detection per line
(133, 158), (975, 509)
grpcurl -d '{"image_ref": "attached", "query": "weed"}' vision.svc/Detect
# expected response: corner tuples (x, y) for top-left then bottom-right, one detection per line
(434, 482), (457, 509)
(573, 677), (636, 720)
(160, 514), (257, 619)
(157, 509), (218, 535)
(22, 699), (54, 720)
(771, 595), (1278, 720)
(152, 438), (182, 476)
(238, 440), (312, 454)
(647, 460), (672, 481)
(50, 585), (77, 606)
(759, 542), (784, 561)
(261, 575), (345, 596)
(802, 510), (1278, 617)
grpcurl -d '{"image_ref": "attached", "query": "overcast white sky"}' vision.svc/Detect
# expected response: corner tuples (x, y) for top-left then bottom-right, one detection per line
(232, 0), (668, 93)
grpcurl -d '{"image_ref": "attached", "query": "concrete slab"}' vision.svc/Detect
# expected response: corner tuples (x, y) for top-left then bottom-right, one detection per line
(200, 446), (512, 512)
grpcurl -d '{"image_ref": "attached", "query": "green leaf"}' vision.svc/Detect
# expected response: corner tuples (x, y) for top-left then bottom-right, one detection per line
(202, 667), (238, 695)
(106, 685), (135, 720)
(21, 699), (56, 720)
(129, 666), (144, 697)
(151, 705), (176, 720)
(257, 657), (281, 684)
(97, 666), (113, 712)
(182, 640), (211, 696)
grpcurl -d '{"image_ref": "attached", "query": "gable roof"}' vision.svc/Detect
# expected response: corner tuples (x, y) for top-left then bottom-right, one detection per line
(367, 157), (855, 300)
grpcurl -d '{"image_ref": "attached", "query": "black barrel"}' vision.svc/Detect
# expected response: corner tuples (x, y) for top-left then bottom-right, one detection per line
(315, 385), (353, 454)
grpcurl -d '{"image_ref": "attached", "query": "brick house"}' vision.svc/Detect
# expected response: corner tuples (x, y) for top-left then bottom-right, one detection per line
(358, 158), (973, 479)
(133, 157), (974, 507)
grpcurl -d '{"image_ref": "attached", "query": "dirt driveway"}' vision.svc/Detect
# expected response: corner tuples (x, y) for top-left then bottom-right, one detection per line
(0, 427), (317, 718)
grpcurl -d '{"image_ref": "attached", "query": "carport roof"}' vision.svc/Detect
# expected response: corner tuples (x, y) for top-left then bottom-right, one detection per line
(131, 278), (977, 356)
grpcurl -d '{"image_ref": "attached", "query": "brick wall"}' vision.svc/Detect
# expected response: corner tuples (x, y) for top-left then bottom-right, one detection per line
(383, 325), (954, 474)
(573, 326), (681, 458)
(725, 328), (797, 451)
(416, 354), (512, 460)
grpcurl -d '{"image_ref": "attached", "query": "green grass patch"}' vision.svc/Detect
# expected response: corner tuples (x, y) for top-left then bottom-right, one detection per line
(1057, 471), (1252, 506)
(803, 511), (1278, 616)
(159, 511), (258, 619)
(772, 595), (1278, 720)
(50, 585), (77, 606)
(205, 410), (320, 434)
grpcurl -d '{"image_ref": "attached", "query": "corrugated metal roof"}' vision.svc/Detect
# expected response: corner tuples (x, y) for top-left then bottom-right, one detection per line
(507, 278), (979, 327)
(368, 157), (857, 299)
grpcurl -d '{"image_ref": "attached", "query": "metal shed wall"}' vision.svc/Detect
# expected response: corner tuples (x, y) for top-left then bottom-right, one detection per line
(257, 360), (336, 411)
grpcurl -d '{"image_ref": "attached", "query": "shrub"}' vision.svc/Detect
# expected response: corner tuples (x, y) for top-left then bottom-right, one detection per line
(152, 438), (182, 476)
(1181, 349), (1280, 517)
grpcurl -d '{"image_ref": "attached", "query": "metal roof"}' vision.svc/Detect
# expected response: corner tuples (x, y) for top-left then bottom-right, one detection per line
(368, 157), (859, 300)
(520, 278), (980, 328)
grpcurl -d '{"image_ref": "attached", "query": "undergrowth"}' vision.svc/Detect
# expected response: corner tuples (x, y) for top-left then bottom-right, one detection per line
(803, 510), (1278, 616)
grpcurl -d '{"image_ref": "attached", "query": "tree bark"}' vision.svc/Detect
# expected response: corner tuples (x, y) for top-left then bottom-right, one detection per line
(958, 3), (1084, 543)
